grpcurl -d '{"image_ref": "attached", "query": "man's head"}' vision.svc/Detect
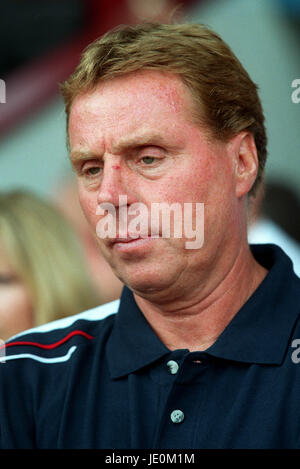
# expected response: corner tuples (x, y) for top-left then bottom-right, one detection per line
(61, 22), (267, 196)
(61, 23), (267, 300)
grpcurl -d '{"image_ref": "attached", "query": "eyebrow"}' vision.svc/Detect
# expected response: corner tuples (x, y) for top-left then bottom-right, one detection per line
(69, 150), (97, 163)
(69, 131), (179, 162)
(110, 132), (168, 154)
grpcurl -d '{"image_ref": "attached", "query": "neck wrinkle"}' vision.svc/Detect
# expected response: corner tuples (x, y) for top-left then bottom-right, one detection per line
(134, 243), (268, 351)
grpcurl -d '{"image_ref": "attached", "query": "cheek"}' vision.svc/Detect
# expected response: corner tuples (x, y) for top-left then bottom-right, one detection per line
(186, 155), (233, 205)
(78, 187), (99, 228)
(0, 285), (33, 340)
(156, 161), (214, 204)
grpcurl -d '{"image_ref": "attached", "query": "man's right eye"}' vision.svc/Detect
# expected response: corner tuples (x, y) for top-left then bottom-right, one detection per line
(86, 167), (101, 175)
(82, 165), (102, 177)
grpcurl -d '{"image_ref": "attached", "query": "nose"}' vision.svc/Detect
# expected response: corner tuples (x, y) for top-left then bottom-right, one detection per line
(96, 159), (130, 208)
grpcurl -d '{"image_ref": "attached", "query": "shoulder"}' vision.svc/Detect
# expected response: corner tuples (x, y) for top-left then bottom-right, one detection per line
(0, 300), (120, 448)
(1, 299), (120, 365)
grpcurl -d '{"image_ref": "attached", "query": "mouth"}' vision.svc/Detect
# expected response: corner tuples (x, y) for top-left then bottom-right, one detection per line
(108, 235), (157, 252)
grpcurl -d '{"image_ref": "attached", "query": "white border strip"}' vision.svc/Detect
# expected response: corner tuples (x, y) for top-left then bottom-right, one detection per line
(0, 345), (77, 364)
(7, 299), (120, 342)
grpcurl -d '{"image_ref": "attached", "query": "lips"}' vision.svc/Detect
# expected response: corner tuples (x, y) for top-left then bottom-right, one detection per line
(107, 234), (152, 246)
(105, 235), (157, 251)
(112, 237), (140, 244)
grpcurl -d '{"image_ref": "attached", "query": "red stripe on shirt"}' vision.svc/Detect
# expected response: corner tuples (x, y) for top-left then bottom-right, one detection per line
(0, 330), (94, 351)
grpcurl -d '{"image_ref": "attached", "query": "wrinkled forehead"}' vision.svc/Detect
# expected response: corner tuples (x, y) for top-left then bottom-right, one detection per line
(69, 70), (198, 126)
(68, 70), (204, 151)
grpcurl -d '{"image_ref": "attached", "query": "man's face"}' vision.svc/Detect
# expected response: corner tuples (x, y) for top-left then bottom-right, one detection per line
(69, 70), (239, 299)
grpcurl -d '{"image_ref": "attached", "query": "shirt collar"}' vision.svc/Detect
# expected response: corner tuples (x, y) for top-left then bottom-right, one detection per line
(206, 244), (300, 365)
(107, 244), (300, 378)
(107, 286), (169, 379)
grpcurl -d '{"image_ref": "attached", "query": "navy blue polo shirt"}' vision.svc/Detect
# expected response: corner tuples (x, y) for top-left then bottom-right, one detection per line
(1, 243), (300, 449)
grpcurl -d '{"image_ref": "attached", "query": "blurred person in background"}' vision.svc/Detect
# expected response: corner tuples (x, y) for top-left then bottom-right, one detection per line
(0, 190), (100, 341)
(248, 180), (300, 276)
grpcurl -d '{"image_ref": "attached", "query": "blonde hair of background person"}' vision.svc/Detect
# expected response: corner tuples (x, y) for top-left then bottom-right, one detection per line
(0, 190), (100, 340)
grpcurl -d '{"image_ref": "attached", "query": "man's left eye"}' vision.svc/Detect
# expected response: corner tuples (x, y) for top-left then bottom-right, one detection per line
(141, 156), (156, 165)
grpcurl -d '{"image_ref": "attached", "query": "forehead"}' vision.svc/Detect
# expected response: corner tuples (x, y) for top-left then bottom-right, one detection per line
(72, 69), (193, 113)
(68, 70), (200, 149)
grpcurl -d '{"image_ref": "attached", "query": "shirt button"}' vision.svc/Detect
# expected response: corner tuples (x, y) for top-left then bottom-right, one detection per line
(170, 409), (185, 424)
(166, 360), (179, 375)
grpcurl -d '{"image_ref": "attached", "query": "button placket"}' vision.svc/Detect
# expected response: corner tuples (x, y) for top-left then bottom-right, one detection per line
(154, 353), (209, 448)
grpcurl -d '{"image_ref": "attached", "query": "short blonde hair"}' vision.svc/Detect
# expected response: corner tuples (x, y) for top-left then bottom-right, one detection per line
(61, 22), (267, 196)
(0, 190), (100, 327)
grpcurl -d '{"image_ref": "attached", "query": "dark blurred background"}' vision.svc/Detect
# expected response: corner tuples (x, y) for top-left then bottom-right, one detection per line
(0, 0), (87, 78)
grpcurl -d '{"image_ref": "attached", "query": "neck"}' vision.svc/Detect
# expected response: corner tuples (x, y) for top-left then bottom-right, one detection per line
(133, 243), (268, 352)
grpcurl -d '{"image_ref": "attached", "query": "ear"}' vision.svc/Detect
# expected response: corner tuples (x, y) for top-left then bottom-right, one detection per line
(231, 132), (259, 199)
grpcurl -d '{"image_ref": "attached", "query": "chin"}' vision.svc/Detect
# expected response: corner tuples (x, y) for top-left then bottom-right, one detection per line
(122, 269), (176, 299)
